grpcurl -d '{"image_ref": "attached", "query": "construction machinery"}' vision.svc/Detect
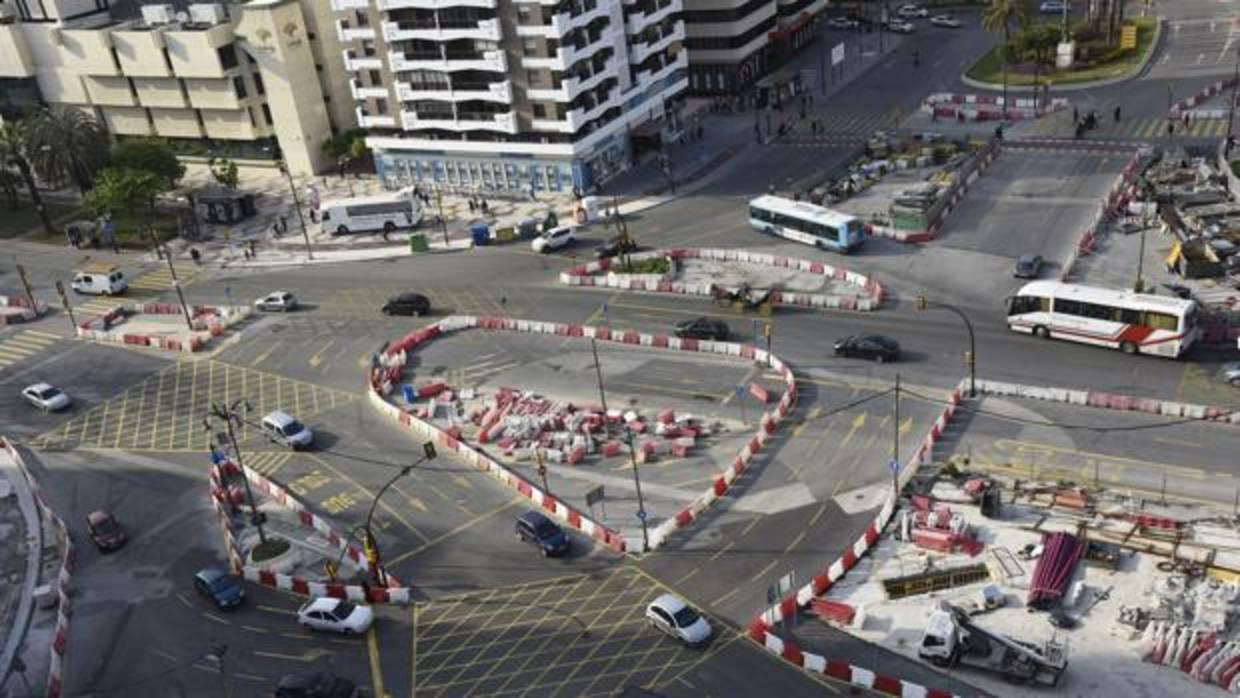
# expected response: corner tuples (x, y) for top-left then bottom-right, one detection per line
(918, 601), (1068, 686)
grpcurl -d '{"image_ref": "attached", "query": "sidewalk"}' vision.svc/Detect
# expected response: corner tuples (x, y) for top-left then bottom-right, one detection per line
(0, 442), (46, 698)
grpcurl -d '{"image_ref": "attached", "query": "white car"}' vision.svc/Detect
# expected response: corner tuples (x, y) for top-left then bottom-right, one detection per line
(1040, 0), (1067, 13)
(646, 593), (712, 647)
(22, 383), (71, 412)
(297, 598), (374, 635)
(531, 225), (576, 253)
(930, 14), (962, 28)
(255, 291), (298, 313)
(896, 4), (928, 18)
(887, 19), (915, 33)
(262, 410), (314, 450)
(826, 16), (859, 29)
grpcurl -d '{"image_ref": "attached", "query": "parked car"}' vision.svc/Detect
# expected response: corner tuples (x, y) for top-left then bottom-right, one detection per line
(1013, 254), (1044, 279)
(515, 511), (570, 557)
(297, 598), (374, 635)
(646, 593), (712, 647)
(833, 335), (901, 363)
(886, 19), (915, 33)
(673, 317), (730, 341)
(255, 290), (298, 312)
(1040, 0), (1067, 13)
(826, 16), (859, 29)
(1223, 362), (1240, 387)
(596, 235), (638, 259)
(194, 567), (246, 609)
(262, 410), (314, 450)
(930, 14), (962, 28)
(381, 292), (431, 317)
(22, 383), (71, 412)
(531, 225), (577, 253)
(896, 4), (928, 18)
(275, 671), (359, 698)
(86, 510), (127, 552)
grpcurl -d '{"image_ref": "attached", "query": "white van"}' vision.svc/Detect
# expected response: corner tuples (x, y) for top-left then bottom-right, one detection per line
(319, 194), (422, 236)
(71, 262), (128, 296)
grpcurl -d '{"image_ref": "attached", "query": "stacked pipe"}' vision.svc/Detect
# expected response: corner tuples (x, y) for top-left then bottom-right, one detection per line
(1027, 531), (1084, 609)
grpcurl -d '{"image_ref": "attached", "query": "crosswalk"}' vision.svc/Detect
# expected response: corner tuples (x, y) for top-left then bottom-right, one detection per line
(71, 264), (199, 318)
(773, 106), (905, 140)
(1023, 113), (1231, 140)
(0, 329), (59, 369)
(242, 451), (293, 477)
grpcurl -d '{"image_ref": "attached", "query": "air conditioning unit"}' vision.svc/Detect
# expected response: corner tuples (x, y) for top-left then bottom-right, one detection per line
(189, 4), (228, 25)
(141, 4), (177, 26)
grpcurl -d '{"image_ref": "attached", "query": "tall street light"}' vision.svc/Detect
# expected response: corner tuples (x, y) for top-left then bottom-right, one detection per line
(205, 399), (268, 545)
(362, 442), (437, 587)
(1227, 45), (1240, 143)
(278, 161), (314, 261)
(916, 296), (977, 397)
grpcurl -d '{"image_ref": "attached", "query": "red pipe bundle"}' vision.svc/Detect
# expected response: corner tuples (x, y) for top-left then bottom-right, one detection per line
(1027, 532), (1084, 609)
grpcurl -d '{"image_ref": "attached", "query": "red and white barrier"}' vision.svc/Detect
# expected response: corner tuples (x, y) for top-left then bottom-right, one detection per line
(973, 379), (1239, 425)
(1169, 78), (1239, 118)
(1, 437), (75, 698)
(75, 303), (250, 353)
(370, 315), (802, 553)
(0, 295), (49, 326)
(923, 92), (1070, 122)
(1060, 149), (1145, 282)
(207, 458), (416, 605)
(560, 248), (885, 311)
(742, 379), (970, 697)
(868, 139), (1001, 244)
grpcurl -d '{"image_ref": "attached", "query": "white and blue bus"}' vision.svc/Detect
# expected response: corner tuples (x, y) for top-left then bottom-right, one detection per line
(747, 195), (865, 253)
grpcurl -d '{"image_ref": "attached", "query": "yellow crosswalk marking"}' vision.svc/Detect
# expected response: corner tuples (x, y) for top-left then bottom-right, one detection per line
(245, 452), (292, 477)
(0, 330), (60, 367)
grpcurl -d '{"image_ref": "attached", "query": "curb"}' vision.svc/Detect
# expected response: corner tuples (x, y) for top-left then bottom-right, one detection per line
(959, 18), (1164, 93)
(367, 314), (801, 553)
(0, 438), (75, 698)
(1059, 149), (1146, 282)
(0, 296), (49, 326)
(971, 378), (1238, 424)
(0, 438), (43, 698)
(1169, 77), (1238, 118)
(560, 248), (885, 312)
(75, 303), (252, 354)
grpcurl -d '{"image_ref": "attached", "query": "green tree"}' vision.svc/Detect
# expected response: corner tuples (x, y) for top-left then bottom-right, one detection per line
(82, 167), (168, 220)
(1016, 24), (1062, 100)
(0, 121), (54, 236)
(982, 0), (1030, 122)
(208, 156), (240, 190)
(322, 129), (369, 176)
(111, 138), (186, 189)
(23, 105), (110, 194)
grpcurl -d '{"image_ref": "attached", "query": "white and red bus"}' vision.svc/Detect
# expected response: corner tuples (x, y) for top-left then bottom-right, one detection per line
(1007, 281), (1199, 358)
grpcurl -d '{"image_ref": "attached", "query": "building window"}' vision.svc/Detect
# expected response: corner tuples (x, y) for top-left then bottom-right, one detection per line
(375, 98), (388, 115)
(262, 104), (273, 125)
(523, 38), (540, 55)
(369, 69), (382, 86)
(362, 41), (377, 57)
(356, 10), (370, 27)
(233, 76), (248, 99)
(533, 103), (548, 119)
(253, 73), (265, 95)
(218, 45), (239, 70)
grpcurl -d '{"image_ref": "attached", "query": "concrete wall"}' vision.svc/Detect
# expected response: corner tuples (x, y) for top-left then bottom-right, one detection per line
(0, 23), (35, 78)
(150, 107), (203, 138)
(133, 77), (187, 108)
(165, 25), (233, 79)
(184, 78), (243, 110)
(112, 30), (172, 78)
(201, 109), (256, 140)
(84, 75), (137, 107)
(100, 106), (153, 136)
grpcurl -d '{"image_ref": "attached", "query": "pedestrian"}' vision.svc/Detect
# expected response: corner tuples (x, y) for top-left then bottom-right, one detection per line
(1228, 135), (1236, 157)
(190, 248), (201, 266)
(1168, 122), (1175, 138)
(1072, 107), (1078, 125)
(697, 124), (704, 140)
(468, 198), (476, 213)
(1183, 111), (1190, 128)
(481, 199), (489, 215)
(279, 214), (288, 234)
(248, 240), (257, 259)
(382, 226), (390, 242)
(1114, 105), (1121, 123)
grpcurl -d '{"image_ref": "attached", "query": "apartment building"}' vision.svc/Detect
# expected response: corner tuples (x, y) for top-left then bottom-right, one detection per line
(332, 0), (689, 194)
(0, 0), (356, 175)
(683, 0), (827, 95)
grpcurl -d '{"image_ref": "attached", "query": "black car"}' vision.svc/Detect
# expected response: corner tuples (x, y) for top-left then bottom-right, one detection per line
(674, 317), (730, 341)
(834, 335), (901, 363)
(1013, 254), (1044, 279)
(86, 510), (127, 552)
(275, 671), (358, 698)
(193, 567), (245, 609)
(596, 235), (638, 259)
(381, 292), (431, 316)
(515, 511), (570, 557)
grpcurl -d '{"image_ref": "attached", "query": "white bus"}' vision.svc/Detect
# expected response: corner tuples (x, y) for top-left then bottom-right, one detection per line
(320, 193), (422, 236)
(1007, 281), (1199, 358)
(747, 195), (865, 253)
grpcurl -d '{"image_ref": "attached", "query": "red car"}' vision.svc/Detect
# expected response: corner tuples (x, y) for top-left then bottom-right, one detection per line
(86, 510), (126, 552)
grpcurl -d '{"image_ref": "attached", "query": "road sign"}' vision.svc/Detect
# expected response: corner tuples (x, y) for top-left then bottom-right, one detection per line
(585, 485), (605, 507)
(889, 459), (901, 474)
(831, 42), (845, 66)
(637, 509), (647, 521)
(1120, 25), (1137, 50)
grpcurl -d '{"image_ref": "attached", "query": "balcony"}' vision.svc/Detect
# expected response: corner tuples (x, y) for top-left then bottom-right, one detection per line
(344, 52), (385, 71)
(332, 0), (370, 9)
(521, 31), (611, 71)
(399, 109), (519, 134)
(396, 79), (512, 103)
(555, 2), (610, 36)
(383, 17), (501, 42)
(390, 49), (507, 73)
(379, 0), (497, 10)
(634, 48), (687, 86)
(562, 57), (616, 99)
(630, 23), (683, 65)
(357, 106), (398, 128)
(337, 20), (377, 42)
(534, 86), (616, 133)
(627, 0), (681, 35)
(351, 79), (390, 100)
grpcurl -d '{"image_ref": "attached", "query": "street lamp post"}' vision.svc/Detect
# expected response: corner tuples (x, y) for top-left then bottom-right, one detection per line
(206, 400), (268, 545)
(916, 296), (977, 397)
(278, 161), (314, 261)
(363, 442), (437, 587)
(624, 428), (650, 552)
(1227, 46), (1240, 142)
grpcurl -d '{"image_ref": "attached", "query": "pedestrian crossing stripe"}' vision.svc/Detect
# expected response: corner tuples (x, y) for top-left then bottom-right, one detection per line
(243, 452), (292, 477)
(0, 330), (58, 367)
(129, 264), (197, 292)
(73, 298), (126, 317)
(1024, 115), (1229, 140)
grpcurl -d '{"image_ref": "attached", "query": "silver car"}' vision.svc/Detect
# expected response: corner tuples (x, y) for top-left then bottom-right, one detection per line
(1223, 362), (1240, 387)
(262, 410), (314, 450)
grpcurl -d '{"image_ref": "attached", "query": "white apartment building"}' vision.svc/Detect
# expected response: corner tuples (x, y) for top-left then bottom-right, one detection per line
(332, 0), (689, 194)
(0, 0), (357, 175)
(683, 0), (827, 95)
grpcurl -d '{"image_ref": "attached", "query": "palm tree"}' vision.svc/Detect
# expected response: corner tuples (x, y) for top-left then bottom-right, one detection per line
(23, 105), (110, 194)
(982, 0), (1030, 125)
(0, 121), (55, 236)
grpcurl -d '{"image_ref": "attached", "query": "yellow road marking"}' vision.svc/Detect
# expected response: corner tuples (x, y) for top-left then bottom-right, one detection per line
(739, 516), (763, 537)
(202, 612), (230, 625)
(251, 340), (283, 368)
(253, 648), (332, 662)
(303, 453), (430, 542)
(367, 627), (389, 698)
(783, 530), (808, 553)
(673, 567), (700, 586)
(241, 625), (269, 634)
(747, 559), (779, 584)
(839, 412), (867, 447)
(385, 498), (521, 566)
(808, 502), (828, 527)
(708, 542), (734, 561)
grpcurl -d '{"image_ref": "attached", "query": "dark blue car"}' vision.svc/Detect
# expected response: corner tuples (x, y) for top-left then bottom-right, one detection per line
(516, 511), (570, 557)
(194, 567), (246, 609)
